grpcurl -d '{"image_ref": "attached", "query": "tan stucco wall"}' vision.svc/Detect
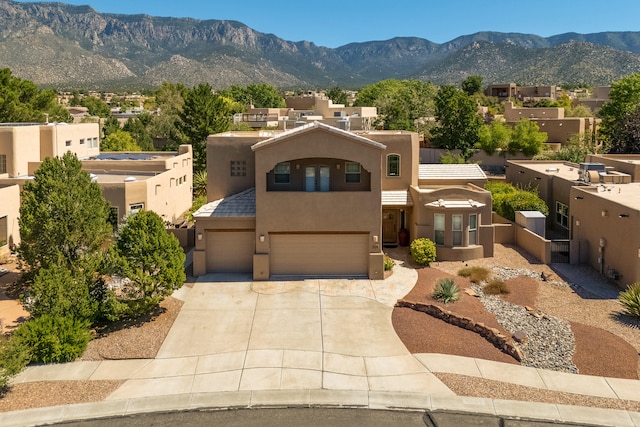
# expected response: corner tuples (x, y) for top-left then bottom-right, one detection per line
(408, 184), (493, 261)
(0, 126), (41, 177)
(253, 126), (384, 277)
(571, 186), (640, 288)
(505, 102), (563, 121)
(515, 225), (551, 264)
(364, 131), (419, 190)
(0, 184), (20, 256)
(207, 133), (270, 201)
(39, 123), (100, 160)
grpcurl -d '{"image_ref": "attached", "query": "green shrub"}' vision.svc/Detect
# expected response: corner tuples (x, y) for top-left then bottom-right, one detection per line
(186, 195), (208, 222)
(0, 335), (30, 392)
(432, 278), (460, 303)
(486, 182), (549, 222)
(484, 280), (510, 295)
(410, 238), (437, 266)
(13, 315), (92, 364)
(457, 266), (490, 283)
(384, 255), (395, 271)
(619, 283), (640, 318)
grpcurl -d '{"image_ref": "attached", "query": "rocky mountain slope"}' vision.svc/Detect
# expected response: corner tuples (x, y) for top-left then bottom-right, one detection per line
(1, 0), (639, 89)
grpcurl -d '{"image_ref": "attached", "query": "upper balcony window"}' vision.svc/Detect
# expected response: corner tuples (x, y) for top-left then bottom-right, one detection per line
(274, 162), (290, 184)
(386, 154), (400, 177)
(345, 161), (361, 183)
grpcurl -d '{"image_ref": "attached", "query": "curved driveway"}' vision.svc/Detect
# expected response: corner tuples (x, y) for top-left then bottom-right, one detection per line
(105, 262), (454, 399)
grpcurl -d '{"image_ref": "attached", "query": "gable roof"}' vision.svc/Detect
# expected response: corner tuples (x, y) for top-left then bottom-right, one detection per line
(250, 121), (386, 152)
(193, 187), (256, 218)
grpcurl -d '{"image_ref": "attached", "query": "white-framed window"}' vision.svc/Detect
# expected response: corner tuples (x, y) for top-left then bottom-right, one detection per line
(274, 162), (290, 184)
(555, 201), (568, 229)
(0, 154), (6, 174)
(386, 154), (400, 177)
(129, 203), (144, 214)
(434, 213), (445, 245)
(0, 215), (7, 247)
(155, 184), (161, 196)
(469, 214), (478, 245)
(93, 137), (99, 148)
(452, 214), (463, 246)
(345, 161), (361, 183)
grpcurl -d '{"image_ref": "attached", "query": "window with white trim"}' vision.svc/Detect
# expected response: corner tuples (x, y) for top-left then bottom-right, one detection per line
(345, 161), (361, 183)
(129, 203), (144, 214)
(555, 201), (568, 229)
(469, 214), (478, 245)
(434, 213), (445, 245)
(452, 214), (463, 246)
(386, 154), (400, 177)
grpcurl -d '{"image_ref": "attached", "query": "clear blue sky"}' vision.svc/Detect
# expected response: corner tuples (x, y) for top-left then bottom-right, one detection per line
(14, 0), (640, 48)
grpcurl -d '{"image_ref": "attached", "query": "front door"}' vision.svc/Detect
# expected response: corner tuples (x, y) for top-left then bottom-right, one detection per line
(382, 210), (397, 245)
(305, 165), (330, 192)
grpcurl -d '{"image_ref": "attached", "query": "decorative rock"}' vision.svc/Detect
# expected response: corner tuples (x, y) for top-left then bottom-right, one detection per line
(464, 288), (479, 297)
(513, 330), (528, 343)
(525, 305), (536, 312)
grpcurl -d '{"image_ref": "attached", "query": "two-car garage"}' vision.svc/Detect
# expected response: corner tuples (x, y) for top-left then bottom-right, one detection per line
(269, 233), (369, 277)
(205, 231), (369, 277)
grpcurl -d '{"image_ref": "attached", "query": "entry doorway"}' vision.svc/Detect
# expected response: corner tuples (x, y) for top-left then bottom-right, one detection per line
(382, 210), (398, 246)
(305, 165), (330, 192)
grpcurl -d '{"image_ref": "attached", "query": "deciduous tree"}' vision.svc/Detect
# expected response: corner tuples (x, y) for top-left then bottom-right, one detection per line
(101, 130), (141, 152)
(599, 73), (640, 153)
(431, 85), (482, 160)
(477, 121), (511, 155)
(509, 119), (547, 156)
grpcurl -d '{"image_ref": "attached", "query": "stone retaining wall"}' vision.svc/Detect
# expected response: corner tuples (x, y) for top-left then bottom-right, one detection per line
(396, 299), (523, 362)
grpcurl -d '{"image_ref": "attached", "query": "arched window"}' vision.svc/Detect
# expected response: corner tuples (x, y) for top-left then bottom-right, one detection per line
(386, 154), (400, 177)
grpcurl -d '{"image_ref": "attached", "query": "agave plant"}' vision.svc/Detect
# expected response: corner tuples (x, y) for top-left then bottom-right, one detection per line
(192, 170), (207, 198)
(432, 278), (460, 304)
(619, 283), (640, 318)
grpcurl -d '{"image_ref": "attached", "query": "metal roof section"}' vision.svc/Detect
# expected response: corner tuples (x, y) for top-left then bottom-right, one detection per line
(419, 163), (487, 181)
(381, 190), (413, 206)
(425, 199), (487, 209)
(251, 121), (386, 151)
(194, 187), (256, 218)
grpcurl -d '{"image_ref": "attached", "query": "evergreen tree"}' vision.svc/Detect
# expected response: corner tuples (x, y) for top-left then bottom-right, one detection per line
(18, 152), (112, 277)
(110, 210), (186, 315)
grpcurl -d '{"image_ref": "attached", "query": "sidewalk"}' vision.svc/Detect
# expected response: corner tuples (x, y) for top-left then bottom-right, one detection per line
(2, 256), (640, 427)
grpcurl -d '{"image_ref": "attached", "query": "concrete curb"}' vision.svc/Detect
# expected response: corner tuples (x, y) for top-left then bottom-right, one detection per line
(1, 390), (639, 427)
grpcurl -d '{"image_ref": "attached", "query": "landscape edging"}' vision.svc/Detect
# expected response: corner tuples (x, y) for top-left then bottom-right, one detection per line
(395, 299), (523, 362)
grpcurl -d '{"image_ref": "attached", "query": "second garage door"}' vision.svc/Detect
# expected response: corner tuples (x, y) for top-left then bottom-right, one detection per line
(270, 233), (368, 276)
(206, 230), (254, 273)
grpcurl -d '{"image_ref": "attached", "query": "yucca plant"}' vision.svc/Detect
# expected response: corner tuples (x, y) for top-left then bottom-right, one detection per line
(432, 278), (460, 304)
(619, 283), (640, 318)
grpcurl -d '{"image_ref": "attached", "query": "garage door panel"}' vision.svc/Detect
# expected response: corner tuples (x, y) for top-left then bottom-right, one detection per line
(207, 231), (254, 273)
(270, 234), (368, 276)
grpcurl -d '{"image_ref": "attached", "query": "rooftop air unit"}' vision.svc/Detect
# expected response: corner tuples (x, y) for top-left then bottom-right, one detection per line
(579, 162), (606, 182)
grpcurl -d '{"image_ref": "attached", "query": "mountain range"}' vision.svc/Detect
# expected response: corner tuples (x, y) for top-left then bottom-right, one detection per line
(2, 0), (640, 90)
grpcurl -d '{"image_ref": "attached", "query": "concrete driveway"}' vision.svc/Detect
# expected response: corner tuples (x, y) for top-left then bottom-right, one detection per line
(105, 265), (454, 400)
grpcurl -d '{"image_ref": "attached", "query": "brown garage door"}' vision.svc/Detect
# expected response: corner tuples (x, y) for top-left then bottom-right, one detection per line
(206, 230), (254, 273)
(270, 234), (368, 276)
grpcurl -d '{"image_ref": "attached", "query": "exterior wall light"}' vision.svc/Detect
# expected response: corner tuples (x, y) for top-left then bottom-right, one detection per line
(259, 235), (265, 242)
(197, 233), (203, 241)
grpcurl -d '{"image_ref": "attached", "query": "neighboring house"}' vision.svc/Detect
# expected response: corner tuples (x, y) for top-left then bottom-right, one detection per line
(0, 184), (20, 257)
(0, 122), (193, 234)
(485, 84), (558, 102)
(193, 122), (494, 280)
(506, 156), (640, 288)
(235, 94), (377, 131)
(503, 102), (598, 145)
(0, 123), (100, 178)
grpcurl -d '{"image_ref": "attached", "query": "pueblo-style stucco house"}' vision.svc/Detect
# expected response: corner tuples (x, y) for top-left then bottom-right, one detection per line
(193, 122), (494, 280)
